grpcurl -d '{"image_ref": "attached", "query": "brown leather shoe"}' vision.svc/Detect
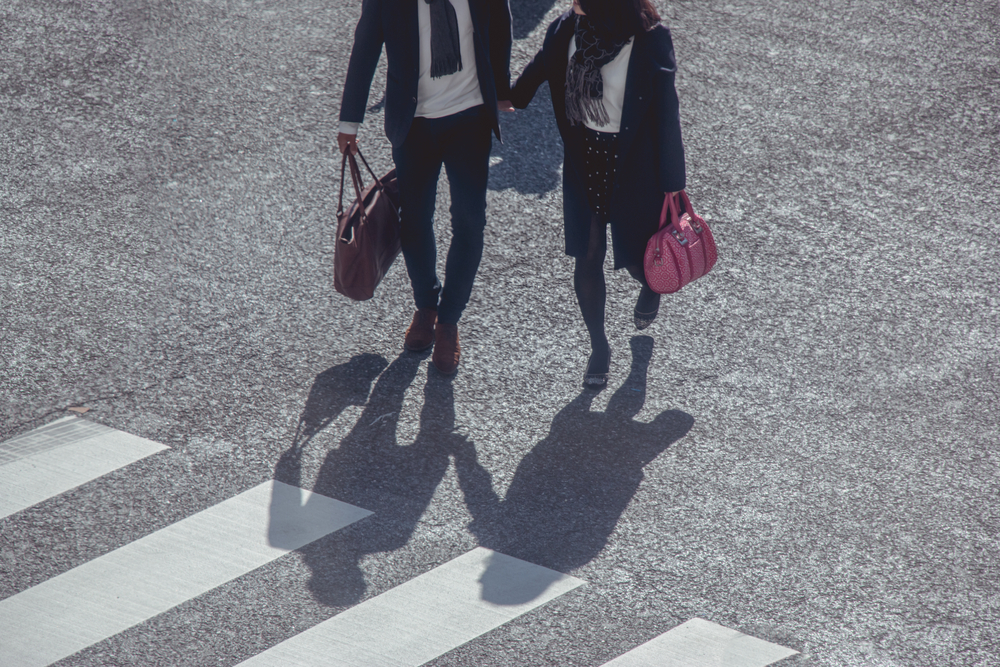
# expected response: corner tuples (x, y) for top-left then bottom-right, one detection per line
(404, 308), (437, 352)
(432, 322), (460, 374)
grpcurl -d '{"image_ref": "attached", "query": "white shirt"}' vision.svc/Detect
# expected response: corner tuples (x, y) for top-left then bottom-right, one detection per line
(340, 0), (483, 135)
(567, 36), (633, 133)
(415, 0), (483, 118)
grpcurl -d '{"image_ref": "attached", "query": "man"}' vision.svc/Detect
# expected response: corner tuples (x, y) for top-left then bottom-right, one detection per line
(338, 0), (513, 374)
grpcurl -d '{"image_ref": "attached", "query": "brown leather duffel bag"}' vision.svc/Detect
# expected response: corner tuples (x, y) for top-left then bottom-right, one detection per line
(334, 147), (401, 301)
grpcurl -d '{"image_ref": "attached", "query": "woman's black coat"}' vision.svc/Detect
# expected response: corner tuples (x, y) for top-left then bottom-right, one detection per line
(510, 12), (685, 269)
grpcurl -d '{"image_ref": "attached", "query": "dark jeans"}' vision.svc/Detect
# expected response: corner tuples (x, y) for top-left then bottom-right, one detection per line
(391, 105), (492, 325)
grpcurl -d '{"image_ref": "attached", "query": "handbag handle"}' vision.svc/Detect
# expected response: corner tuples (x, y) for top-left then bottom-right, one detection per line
(658, 190), (703, 233)
(337, 146), (384, 216)
(338, 153), (372, 228)
(674, 190), (705, 234)
(658, 192), (679, 231)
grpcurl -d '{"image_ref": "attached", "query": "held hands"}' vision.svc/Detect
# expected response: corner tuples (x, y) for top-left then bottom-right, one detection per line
(338, 132), (359, 155)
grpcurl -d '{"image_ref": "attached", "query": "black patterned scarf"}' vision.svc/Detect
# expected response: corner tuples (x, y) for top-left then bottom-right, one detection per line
(565, 14), (629, 126)
(425, 0), (463, 78)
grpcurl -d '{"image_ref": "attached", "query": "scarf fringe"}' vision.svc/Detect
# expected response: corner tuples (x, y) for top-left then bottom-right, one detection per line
(566, 61), (612, 127)
(430, 56), (463, 79)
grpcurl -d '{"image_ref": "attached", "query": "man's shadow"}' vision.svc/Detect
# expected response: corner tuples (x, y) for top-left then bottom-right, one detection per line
(272, 351), (460, 607)
(452, 336), (695, 604)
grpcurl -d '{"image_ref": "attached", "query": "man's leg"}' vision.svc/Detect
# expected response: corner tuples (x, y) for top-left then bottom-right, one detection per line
(392, 118), (445, 313)
(437, 108), (492, 325)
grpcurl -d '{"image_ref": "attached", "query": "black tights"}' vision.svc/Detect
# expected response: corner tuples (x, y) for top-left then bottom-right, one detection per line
(573, 215), (651, 355)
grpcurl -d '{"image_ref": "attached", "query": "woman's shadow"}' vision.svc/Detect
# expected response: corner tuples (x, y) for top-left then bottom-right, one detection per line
(271, 351), (460, 607)
(452, 335), (694, 604)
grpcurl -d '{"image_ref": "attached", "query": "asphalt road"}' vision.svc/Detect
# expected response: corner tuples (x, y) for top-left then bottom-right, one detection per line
(2, 0), (999, 665)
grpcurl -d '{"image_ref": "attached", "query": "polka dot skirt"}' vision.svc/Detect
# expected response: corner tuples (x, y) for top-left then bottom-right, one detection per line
(580, 127), (620, 219)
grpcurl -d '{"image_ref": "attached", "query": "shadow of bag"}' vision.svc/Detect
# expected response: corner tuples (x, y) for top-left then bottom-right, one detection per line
(334, 148), (402, 301)
(643, 190), (718, 294)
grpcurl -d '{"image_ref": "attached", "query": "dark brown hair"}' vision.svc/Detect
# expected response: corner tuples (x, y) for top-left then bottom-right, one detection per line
(577, 0), (661, 39)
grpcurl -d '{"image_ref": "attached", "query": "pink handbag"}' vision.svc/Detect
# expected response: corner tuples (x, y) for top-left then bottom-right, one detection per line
(643, 190), (717, 294)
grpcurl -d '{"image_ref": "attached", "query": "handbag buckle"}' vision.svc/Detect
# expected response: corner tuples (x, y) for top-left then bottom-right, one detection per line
(671, 228), (688, 246)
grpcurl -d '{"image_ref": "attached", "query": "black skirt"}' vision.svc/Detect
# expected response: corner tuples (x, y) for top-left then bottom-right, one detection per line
(580, 127), (620, 220)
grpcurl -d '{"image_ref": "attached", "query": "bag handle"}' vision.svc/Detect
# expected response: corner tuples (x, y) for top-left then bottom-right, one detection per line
(658, 192), (679, 231)
(337, 150), (350, 215)
(658, 190), (703, 232)
(353, 146), (382, 184)
(675, 190), (705, 234)
(337, 151), (369, 219)
(336, 145), (383, 217)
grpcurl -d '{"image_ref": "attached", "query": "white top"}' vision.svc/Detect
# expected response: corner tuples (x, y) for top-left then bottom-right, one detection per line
(415, 0), (484, 118)
(567, 36), (633, 133)
(340, 0), (483, 135)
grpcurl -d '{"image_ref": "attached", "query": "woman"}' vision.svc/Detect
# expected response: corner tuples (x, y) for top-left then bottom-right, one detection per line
(510, 0), (685, 388)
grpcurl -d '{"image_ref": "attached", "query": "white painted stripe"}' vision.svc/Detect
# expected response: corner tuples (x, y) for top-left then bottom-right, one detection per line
(601, 617), (798, 667)
(238, 547), (585, 667)
(0, 416), (168, 519)
(0, 481), (372, 667)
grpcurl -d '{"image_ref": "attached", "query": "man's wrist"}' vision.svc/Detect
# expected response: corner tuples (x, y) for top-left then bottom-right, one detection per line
(338, 121), (360, 135)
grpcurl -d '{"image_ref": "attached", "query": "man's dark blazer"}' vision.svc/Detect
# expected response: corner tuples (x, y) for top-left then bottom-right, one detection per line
(339, 0), (512, 148)
(510, 12), (686, 269)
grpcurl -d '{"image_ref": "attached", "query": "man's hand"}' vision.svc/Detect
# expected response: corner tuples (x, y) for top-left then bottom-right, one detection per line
(497, 100), (514, 112)
(338, 132), (359, 155)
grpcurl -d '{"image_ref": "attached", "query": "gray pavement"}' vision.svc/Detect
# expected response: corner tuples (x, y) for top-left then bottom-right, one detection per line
(2, 0), (999, 664)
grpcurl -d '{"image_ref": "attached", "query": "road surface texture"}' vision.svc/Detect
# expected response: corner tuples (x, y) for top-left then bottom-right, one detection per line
(1, 0), (998, 665)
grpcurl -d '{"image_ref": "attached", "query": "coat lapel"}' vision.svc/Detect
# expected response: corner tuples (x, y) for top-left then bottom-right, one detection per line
(616, 31), (651, 170)
(548, 14), (576, 131)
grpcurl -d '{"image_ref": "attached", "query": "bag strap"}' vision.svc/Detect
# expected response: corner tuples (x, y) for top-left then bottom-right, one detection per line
(336, 145), (384, 217)
(337, 149), (371, 223)
(337, 150), (349, 215)
(348, 152), (368, 223)
(354, 146), (382, 185)
(677, 190), (705, 234)
(658, 192), (679, 231)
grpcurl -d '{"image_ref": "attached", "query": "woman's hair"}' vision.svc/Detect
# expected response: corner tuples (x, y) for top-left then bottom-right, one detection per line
(577, 0), (661, 39)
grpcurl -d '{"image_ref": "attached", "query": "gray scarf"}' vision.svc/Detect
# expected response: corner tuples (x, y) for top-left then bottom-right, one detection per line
(565, 14), (628, 126)
(425, 0), (463, 78)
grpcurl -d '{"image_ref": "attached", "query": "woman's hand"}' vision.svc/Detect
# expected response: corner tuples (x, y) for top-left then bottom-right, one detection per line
(338, 132), (359, 155)
(497, 100), (514, 112)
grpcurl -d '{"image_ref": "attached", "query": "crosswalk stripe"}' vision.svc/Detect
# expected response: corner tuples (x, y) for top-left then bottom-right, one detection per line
(599, 617), (798, 667)
(0, 415), (168, 520)
(237, 547), (585, 666)
(0, 481), (372, 667)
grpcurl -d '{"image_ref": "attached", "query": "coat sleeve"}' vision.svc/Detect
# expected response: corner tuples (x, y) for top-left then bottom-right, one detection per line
(509, 49), (546, 109)
(650, 26), (686, 192)
(489, 0), (513, 100)
(509, 19), (560, 109)
(339, 0), (385, 124)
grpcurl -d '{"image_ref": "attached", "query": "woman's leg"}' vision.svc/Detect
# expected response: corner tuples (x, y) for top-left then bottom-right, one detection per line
(575, 214), (611, 382)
